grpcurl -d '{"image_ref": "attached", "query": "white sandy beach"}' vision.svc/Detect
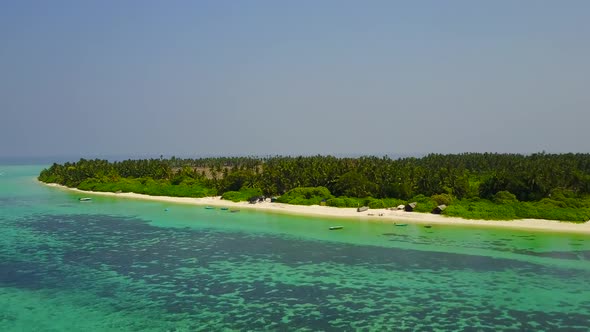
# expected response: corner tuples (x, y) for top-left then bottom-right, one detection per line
(44, 183), (590, 234)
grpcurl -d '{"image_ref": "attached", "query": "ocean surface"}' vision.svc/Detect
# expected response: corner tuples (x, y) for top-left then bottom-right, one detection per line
(1, 165), (589, 331)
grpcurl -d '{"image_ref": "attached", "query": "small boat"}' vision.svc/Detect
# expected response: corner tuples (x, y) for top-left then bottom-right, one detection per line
(329, 226), (343, 230)
(220, 207), (229, 211)
(79, 197), (92, 202)
(230, 209), (240, 213)
(205, 206), (215, 210)
(394, 223), (408, 227)
(424, 225), (432, 228)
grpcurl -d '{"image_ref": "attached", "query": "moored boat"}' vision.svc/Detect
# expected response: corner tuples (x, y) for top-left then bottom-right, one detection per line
(329, 226), (343, 230)
(79, 197), (92, 201)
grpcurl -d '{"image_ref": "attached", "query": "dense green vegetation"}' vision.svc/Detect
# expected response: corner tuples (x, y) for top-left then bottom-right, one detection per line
(275, 187), (333, 206)
(77, 177), (217, 198)
(38, 153), (590, 222)
(221, 188), (263, 202)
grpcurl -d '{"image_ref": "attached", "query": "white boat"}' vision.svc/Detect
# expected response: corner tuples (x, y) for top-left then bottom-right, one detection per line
(79, 197), (92, 202)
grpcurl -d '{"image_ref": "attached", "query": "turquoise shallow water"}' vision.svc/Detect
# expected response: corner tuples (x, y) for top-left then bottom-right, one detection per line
(1, 165), (590, 331)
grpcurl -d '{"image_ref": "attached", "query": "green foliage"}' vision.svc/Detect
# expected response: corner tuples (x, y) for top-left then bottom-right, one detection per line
(409, 195), (438, 213)
(493, 191), (518, 204)
(78, 177), (216, 198)
(38, 153), (590, 222)
(276, 187), (334, 206)
(444, 199), (517, 220)
(367, 199), (386, 209)
(367, 198), (406, 209)
(334, 171), (377, 197)
(324, 197), (360, 207)
(537, 198), (567, 208)
(445, 198), (590, 222)
(218, 170), (256, 194)
(431, 193), (454, 206)
(221, 187), (263, 202)
(324, 196), (405, 208)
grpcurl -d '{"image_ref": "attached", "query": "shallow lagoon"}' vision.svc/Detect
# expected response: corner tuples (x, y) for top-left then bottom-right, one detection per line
(1, 165), (589, 331)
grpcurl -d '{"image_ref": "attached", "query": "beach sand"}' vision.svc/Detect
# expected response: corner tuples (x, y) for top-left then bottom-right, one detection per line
(44, 183), (590, 234)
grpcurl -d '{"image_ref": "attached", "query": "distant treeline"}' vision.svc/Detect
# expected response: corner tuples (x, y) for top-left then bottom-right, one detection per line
(38, 153), (590, 221)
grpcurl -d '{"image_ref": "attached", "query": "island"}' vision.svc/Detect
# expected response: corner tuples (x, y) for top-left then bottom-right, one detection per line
(38, 153), (590, 232)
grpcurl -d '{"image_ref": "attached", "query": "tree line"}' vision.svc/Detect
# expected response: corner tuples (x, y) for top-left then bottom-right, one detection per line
(39, 153), (590, 200)
(38, 153), (590, 221)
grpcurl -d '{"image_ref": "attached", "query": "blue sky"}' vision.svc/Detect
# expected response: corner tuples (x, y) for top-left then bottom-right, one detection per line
(1, 1), (589, 158)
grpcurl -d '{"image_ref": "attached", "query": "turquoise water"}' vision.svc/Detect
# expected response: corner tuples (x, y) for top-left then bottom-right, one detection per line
(1, 165), (589, 331)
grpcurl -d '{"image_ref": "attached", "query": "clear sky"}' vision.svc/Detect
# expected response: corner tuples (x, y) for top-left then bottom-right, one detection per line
(1, 1), (589, 159)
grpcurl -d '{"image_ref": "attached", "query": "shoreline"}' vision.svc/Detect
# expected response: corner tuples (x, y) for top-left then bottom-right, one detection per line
(43, 182), (590, 235)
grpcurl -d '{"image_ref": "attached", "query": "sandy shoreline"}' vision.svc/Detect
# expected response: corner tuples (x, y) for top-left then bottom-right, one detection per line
(43, 182), (590, 234)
